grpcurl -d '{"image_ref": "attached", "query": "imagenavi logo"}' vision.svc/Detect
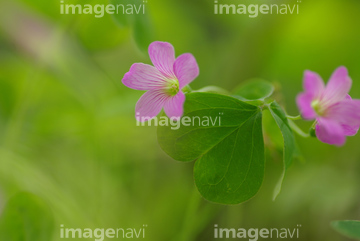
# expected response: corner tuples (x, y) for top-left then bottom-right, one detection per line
(60, 0), (147, 18)
(136, 112), (223, 130)
(214, 0), (302, 18)
(214, 224), (302, 240)
(60, 224), (147, 240)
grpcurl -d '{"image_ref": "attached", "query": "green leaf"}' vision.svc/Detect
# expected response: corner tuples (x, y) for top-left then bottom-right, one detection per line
(0, 192), (54, 241)
(268, 101), (297, 200)
(109, 0), (135, 27)
(133, 13), (155, 54)
(331, 220), (360, 240)
(158, 92), (265, 204)
(109, 0), (129, 27)
(76, 3), (129, 50)
(233, 79), (274, 100)
(262, 110), (284, 149)
(109, 0), (155, 53)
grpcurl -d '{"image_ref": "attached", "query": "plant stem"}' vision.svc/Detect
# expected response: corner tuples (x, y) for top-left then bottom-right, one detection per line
(194, 86), (230, 95)
(182, 85), (193, 93)
(288, 120), (310, 138)
(286, 115), (302, 121)
(174, 187), (221, 241)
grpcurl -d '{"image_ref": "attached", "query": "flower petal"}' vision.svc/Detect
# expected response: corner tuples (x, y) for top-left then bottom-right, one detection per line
(135, 90), (168, 122)
(326, 99), (360, 126)
(296, 93), (316, 120)
(163, 91), (185, 120)
(322, 66), (352, 106)
(148, 41), (176, 79)
(122, 63), (166, 90)
(315, 118), (346, 146)
(174, 53), (199, 88)
(342, 124), (359, 136)
(341, 94), (360, 136)
(303, 70), (325, 97)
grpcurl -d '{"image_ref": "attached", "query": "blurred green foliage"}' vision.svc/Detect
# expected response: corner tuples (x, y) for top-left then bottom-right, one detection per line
(332, 220), (360, 240)
(0, 0), (359, 240)
(0, 192), (54, 241)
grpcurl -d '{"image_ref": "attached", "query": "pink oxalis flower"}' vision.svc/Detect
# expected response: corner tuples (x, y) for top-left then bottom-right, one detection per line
(297, 66), (360, 146)
(122, 41), (199, 121)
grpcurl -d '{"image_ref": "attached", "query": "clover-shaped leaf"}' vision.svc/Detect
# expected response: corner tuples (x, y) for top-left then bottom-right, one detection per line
(268, 101), (298, 200)
(158, 92), (265, 204)
(233, 79), (274, 101)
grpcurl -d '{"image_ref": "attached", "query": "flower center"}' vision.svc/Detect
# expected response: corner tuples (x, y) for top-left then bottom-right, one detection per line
(311, 99), (325, 116)
(164, 78), (179, 96)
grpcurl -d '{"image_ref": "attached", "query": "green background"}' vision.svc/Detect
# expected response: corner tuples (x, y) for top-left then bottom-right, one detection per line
(0, 0), (359, 240)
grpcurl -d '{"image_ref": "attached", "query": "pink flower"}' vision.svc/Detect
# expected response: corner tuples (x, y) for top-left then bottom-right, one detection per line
(297, 66), (360, 146)
(122, 41), (199, 122)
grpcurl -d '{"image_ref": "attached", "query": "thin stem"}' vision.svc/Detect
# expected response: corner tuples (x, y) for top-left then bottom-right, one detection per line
(182, 85), (193, 93)
(173, 188), (201, 241)
(194, 86), (230, 95)
(311, 120), (318, 128)
(288, 119), (310, 138)
(286, 115), (302, 121)
(174, 187), (221, 241)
